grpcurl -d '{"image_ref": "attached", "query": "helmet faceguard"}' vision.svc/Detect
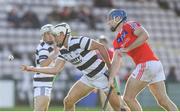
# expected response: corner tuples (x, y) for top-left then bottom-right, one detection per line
(52, 23), (71, 47)
(108, 9), (127, 32)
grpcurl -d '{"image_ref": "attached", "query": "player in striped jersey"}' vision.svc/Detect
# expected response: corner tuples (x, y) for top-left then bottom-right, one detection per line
(21, 23), (122, 111)
(33, 24), (59, 111)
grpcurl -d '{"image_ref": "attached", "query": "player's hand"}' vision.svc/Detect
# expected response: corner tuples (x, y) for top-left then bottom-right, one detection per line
(118, 48), (129, 53)
(21, 65), (35, 72)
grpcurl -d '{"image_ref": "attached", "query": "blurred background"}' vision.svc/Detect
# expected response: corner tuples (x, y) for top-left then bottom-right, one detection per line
(0, 0), (180, 111)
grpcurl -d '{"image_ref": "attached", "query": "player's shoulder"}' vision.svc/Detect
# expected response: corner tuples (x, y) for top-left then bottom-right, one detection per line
(125, 20), (140, 25)
(69, 36), (83, 42)
(70, 36), (90, 44)
(36, 42), (44, 50)
(36, 41), (53, 51)
(124, 21), (141, 28)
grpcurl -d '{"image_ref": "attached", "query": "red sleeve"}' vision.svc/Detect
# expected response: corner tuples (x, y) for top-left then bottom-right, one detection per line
(126, 21), (141, 32)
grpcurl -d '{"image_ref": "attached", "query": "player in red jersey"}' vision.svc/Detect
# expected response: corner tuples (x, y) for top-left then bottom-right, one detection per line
(107, 9), (178, 111)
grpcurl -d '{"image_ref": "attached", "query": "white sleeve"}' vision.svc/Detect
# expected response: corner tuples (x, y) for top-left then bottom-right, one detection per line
(79, 36), (92, 50)
(38, 48), (50, 62)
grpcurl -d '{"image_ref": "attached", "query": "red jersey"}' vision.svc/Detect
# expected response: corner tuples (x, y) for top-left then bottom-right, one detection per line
(113, 21), (158, 65)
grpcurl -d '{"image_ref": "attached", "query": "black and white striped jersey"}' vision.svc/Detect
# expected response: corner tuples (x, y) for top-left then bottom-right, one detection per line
(34, 42), (55, 87)
(58, 36), (107, 78)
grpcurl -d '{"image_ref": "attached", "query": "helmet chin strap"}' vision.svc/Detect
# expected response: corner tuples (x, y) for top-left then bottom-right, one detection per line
(57, 29), (68, 48)
(110, 17), (127, 32)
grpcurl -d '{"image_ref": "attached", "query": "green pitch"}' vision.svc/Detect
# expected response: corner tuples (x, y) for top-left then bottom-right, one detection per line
(1, 105), (178, 111)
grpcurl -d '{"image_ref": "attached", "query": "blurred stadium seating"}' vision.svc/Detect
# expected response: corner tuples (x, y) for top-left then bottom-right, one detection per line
(0, 0), (180, 110)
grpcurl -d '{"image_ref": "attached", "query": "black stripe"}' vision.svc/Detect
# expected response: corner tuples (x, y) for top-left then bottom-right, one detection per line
(104, 70), (109, 79)
(36, 60), (40, 64)
(40, 42), (45, 47)
(77, 55), (97, 70)
(86, 62), (105, 78)
(71, 37), (78, 40)
(58, 55), (64, 59)
(34, 77), (54, 82)
(85, 39), (90, 50)
(80, 50), (90, 57)
(39, 55), (48, 60)
(79, 36), (84, 45)
(48, 47), (53, 52)
(33, 86), (52, 89)
(69, 44), (80, 51)
(60, 49), (70, 55)
(36, 50), (38, 55)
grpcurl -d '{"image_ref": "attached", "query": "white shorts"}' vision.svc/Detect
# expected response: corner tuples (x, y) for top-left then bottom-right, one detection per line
(79, 69), (110, 92)
(34, 87), (52, 97)
(132, 60), (166, 84)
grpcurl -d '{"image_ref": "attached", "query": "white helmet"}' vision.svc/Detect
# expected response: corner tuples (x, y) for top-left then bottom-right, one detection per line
(52, 22), (71, 36)
(40, 24), (53, 35)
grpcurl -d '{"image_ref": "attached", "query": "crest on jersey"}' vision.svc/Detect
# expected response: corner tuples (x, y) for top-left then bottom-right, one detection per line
(117, 30), (128, 43)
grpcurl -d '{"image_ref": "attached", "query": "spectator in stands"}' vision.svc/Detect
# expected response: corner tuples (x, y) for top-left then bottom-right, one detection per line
(78, 5), (96, 29)
(20, 10), (40, 29)
(166, 66), (178, 83)
(7, 7), (20, 28)
(157, 0), (169, 10)
(60, 6), (77, 21)
(174, 2), (180, 16)
(94, 0), (113, 7)
(46, 6), (61, 24)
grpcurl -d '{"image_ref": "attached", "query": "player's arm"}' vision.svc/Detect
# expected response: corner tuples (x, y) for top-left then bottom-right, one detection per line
(109, 50), (123, 86)
(126, 26), (149, 52)
(40, 46), (59, 67)
(22, 59), (65, 75)
(89, 40), (111, 70)
(79, 37), (111, 70)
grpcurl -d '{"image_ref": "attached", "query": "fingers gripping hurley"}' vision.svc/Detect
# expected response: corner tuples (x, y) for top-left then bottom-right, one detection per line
(102, 86), (113, 111)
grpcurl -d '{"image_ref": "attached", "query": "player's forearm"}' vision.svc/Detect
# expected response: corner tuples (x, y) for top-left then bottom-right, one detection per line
(40, 58), (53, 67)
(33, 67), (60, 75)
(40, 51), (58, 67)
(98, 45), (111, 70)
(109, 52), (122, 79)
